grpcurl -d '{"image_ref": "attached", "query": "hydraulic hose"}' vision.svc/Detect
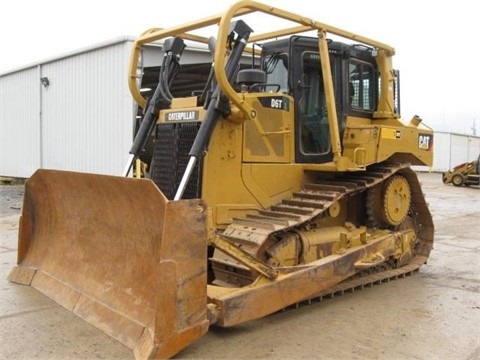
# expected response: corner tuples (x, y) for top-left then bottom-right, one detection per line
(174, 20), (252, 200)
(123, 37), (185, 176)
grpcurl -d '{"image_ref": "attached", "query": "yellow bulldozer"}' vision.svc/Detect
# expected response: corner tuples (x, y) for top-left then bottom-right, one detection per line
(8, 1), (434, 358)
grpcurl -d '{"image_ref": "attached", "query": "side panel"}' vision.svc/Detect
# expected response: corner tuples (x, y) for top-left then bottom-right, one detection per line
(202, 119), (261, 226)
(341, 124), (380, 166)
(202, 94), (299, 227)
(376, 125), (433, 166)
(243, 94), (293, 163)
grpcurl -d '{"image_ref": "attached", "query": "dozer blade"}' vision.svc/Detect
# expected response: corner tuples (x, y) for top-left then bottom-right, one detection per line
(8, 169), (209, 359)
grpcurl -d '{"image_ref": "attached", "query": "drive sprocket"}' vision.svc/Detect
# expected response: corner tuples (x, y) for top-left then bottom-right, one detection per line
(367, 174), (411, 227)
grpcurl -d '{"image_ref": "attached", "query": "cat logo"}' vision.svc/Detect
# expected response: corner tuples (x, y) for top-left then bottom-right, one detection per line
(418, 134), (433, 150)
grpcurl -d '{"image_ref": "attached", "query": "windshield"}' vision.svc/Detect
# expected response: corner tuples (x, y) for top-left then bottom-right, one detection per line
(264, 52), (289, 93)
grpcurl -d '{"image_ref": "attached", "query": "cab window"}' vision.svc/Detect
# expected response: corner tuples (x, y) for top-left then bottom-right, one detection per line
(264, 52), (289, 93)
(299, 52), (330, 155)
(349, 60), (374, 111)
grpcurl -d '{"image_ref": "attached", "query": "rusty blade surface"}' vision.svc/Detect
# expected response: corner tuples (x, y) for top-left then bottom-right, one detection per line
(8, 169), (209, 359)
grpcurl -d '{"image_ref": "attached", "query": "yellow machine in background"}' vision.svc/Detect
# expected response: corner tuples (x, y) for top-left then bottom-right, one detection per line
(442, 155), (480, 186)
(9, 1), (434, 359)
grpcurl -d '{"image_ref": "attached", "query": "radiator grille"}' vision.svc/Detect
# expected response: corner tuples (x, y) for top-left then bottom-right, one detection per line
(150, 122), (201, 200)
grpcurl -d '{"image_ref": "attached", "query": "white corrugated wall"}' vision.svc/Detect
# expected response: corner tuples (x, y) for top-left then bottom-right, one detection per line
(39, 41), (134, 175)
(468, 136), (480, 162)
(432, 132), (480, 172)
(432, 132), (451, 172)
(0, 38), (136, 178)
(0, 67), (41, 177)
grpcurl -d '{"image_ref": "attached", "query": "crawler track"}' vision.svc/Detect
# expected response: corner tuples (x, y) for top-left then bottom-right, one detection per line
(213, 162), (434, 295)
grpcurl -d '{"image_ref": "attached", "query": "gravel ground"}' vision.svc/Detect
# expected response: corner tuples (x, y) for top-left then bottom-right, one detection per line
(0, 184), (24, 218)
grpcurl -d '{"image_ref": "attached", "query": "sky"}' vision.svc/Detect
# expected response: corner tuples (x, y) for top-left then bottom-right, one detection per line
(1, 0), (478, 135)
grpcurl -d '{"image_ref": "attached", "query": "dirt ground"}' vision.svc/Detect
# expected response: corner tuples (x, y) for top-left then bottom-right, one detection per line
(0, 172), (479, 360)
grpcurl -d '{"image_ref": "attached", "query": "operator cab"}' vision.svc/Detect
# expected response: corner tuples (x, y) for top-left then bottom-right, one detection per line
(261, 36), (381, 164)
